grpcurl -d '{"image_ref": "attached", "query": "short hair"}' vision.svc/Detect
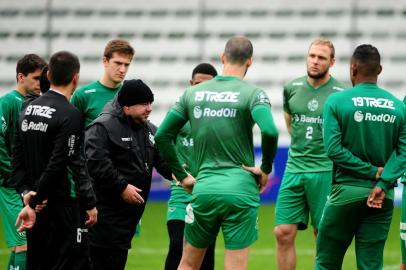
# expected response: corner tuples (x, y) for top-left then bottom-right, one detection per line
(48, 51), (80, 86)
(224, 36), (253, 65)
(39, 66), (50, 93)
(351, 44), (381, 76)
(192, 63), (218, 79)
(309, 38), (335, 59)
(103, 39), (135, 59)
(16, 54), (47, 77)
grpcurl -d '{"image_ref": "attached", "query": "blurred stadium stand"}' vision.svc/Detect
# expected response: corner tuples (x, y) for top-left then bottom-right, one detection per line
(0, 0), (405, 144)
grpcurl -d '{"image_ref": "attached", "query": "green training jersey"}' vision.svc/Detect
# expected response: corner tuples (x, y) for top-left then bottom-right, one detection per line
(172, 75), (272, 200)
(323, 82), (406, 192)
(71, 81), (121, 127)
(0, 90), (24, 186)
(170, 123), (193, 203)
(283, 76), (348, 173)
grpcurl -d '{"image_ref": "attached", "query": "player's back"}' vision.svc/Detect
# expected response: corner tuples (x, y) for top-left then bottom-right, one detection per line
(19, 90), (82, 200)
(177, 75), (270, 197)
(324, 82), (405, 183)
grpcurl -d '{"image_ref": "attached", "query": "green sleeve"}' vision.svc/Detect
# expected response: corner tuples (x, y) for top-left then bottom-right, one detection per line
(155, 109), (188, 181)
(70, 91), (85, 113)
(282, 84), (291, 114)
(378, 105), (406, 192)
(323, 99), (378, 179)
(0, 101), (11, 183)
(251, 105), (279, 174)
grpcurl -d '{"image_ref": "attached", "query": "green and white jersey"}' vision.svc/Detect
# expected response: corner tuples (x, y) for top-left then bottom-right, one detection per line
(169, 123), (193, 203)
(172, 75), (271, 201)
(71, 81), (121, 127)
(0, 90), (24, 186)
(283, 76), (348, 173)
(323, 83), (406, 192)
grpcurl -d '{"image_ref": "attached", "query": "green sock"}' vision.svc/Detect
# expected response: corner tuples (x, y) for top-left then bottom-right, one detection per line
(13, 250), (27, 270)
(7, 251), (15, 270)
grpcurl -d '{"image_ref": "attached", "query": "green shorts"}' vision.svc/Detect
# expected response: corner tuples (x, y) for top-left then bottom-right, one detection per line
(184, 194), (259, 250)
(167, 185), (191, 222)
(275, 171), (332, 230)
(401, 185), (406, 264)
(316, 184), (393, 270)
(0, 187), (26, 247)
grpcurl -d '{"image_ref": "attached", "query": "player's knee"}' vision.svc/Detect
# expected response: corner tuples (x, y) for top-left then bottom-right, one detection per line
(274, 225), (295, 244)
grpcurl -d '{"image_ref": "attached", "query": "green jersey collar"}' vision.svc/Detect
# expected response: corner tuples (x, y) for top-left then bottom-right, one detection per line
(215, 75), (240, 81)
(305, 76), (333, 91)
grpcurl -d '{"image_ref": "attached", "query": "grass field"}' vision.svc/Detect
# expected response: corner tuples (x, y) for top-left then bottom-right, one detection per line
(0, 202), (401, 269)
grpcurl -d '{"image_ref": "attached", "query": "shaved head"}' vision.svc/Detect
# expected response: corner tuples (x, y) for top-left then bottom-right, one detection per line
(351, 44), (381, 76)
(223, 36), (253, 65)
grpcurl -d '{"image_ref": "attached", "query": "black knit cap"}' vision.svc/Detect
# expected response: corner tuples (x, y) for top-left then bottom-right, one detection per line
(117, 79), (154, 106)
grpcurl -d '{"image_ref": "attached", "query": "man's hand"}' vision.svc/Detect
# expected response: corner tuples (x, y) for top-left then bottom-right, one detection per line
(85, 207), (98, 227)
(22, 191), (47, 213)
(181, 174), (196, 194)
(22, 191), (36, 206)
(242, 165), (269, 193)
(34, 200), (47, 213)
(367, 186), (386, 208)
(15, 205), (36, 232)
(121, 184), (144, 204)
(375, 167), (384, 180)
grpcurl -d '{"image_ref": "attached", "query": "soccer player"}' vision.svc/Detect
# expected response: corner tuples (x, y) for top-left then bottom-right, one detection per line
(71, 39), (135, 126)
(155, 36), (279, 270)
(0, 53), (46, 270)
(164, 63), (218, 270)
(13, 51), (83, 269)
(315, 44), (406, 269)
(274, 38), (348, 270)
(70, 39), (134, 268)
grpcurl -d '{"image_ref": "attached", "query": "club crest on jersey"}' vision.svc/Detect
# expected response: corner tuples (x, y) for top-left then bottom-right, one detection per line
(354, 111), (364, 122)
(307, 99), (319, 112)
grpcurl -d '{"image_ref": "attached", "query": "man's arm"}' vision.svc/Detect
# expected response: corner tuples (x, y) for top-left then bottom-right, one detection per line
(283, 112), (291, 135)
(251, 104), (279, 174)
(0, 101), (12, 183)
(377, 108), (406, 192)
(85, 123), (128, 195)
(155, 109), (188, 181)
(323, 100), (379, 179)
(11, 126), (30, 194)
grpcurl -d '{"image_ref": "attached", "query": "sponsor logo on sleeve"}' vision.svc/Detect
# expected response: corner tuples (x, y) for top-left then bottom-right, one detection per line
(67, 135), (76, 156)
(84, 89), (96, 94)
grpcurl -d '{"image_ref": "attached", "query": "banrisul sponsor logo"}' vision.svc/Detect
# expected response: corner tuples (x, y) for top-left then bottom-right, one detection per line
(193, 106), (237, 119)
(292, 113), (323, 124)
(353, 111), (396, 123)
(195, 91), (240, 102)
(21, 119), (48, 132)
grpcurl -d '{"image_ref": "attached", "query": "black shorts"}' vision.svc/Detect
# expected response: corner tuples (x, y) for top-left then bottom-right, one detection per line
(27, 202), (80, 270)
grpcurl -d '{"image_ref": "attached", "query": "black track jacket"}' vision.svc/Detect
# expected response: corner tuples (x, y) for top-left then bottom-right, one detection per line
(85, 98), (172, 250)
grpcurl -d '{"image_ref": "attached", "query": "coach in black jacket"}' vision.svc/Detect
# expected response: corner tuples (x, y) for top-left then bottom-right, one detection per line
(85, 79), (172, 270)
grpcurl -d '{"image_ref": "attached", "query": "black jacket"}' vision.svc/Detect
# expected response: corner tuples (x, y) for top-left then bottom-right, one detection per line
(85, 98), (172, 250)
(14, 91), (96, 211)
(12, 90), (83, 208)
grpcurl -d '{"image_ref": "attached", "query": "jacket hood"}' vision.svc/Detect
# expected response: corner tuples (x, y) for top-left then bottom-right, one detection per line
(100, 96), (126, 119)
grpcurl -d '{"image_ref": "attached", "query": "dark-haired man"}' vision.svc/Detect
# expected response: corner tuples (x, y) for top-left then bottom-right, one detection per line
(164, 63), (218, 270)
(155, 36), (279, 270)
(13, 51), (83, 270)
(315, 44), (406, 269)
(85, 79), (172, 270)
(0, 53), (46, 270)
